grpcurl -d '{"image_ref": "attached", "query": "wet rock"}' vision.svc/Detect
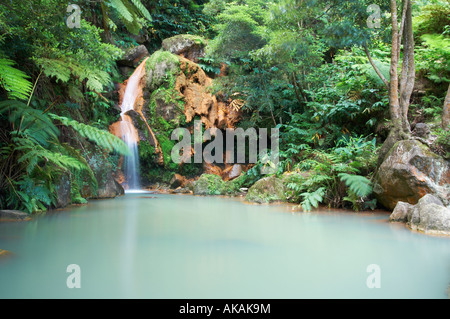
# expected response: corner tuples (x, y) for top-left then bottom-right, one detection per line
(84, 154), (125, 199)
(0, 210), (30, 222)
(173, 187), (192, 194)
(170, 174), (187, 189)
(245, 176), (286, 204)
(222, 164), (243, 181)
(390, 201), (414, 222)
(96, 177), (125, 199)
(162, 34), (207, 63)
(203, 162), (223, 177)
(118, 45), (149, 68)
(54, 174), (71, 209)
(194, 174), (224, 195)
(409, 203), (450, 235)
(145, 50), (180, 92)
(390, 194), (450, 235)
(374, 140), (450, 210)
(407, 194), (444, 226)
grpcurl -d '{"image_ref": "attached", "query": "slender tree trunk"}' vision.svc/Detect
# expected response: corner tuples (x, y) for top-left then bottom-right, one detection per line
(443, 83), (450, 130)
(398, 0), (415, 134)
(378, 0), (415, 165)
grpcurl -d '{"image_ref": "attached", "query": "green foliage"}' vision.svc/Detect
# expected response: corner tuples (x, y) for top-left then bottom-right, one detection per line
(283, 135), (378, 211)
(142, 0), (215, 51)
(300, 187), (326, 213)
(0, 58), (33, 100)
(49, 114), (130, 156)
(415, 34), (450, 84)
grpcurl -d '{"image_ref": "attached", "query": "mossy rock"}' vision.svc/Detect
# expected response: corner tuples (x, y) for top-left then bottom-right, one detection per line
(194, 174), (224, 195)
(245, 175), (287, 204)
(162, 34), (207, 62)
(145, 50), (180, 92)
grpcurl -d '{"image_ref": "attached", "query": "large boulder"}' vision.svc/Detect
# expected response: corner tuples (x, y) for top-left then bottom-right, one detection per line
(162, 34), (207, 63)
(118, 45), (150, 68)
(374, 140), (450, 210)
(194, 174), (224, 195)
(245, 175), (286, 204)
(391, 194), (450, 235)
(83, 153), (125, 199)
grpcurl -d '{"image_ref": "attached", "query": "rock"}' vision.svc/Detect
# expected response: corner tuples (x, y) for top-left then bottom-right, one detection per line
(203, 162), (223, 177)
(407, 194), (444, 226)
(245, 176), (286, 204)
(173, 187), (192, 194)
(390, 194), (450, 235)
(118, 45), (149, 68)
(194, 174), (224, 195)
(374, 140), (450, 210)
(85, 153), (125, 199)
(413, 123), (431, 139)
(390, 201), (414, 222)
(145, 50), (180, 92)
(222, 164), (243, 181)
(0, 249), (12, 259)
(409, 203), (450, 235)
(54, 174), (71, 209)
(162, 34), (207, 63)
(0, 210), (30, 222)
(170, 174), (187, 189)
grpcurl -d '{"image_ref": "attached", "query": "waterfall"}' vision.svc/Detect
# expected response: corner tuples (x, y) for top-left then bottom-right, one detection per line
(119, 57), (149, 191)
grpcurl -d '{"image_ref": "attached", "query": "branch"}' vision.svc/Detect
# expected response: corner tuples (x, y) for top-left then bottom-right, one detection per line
(363, 45), (389, 89)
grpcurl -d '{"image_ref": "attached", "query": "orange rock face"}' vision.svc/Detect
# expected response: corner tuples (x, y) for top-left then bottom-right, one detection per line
(175, 56), (242, 130)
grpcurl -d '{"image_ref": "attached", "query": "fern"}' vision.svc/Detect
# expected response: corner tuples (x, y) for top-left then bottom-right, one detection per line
(129, 0), (152, 21)
(0, 58), (33, 100)
(300, 187), (326, 212)
(49, 113), (130, 156)
(35, 57), (112, 92)
(338, 173), (373, 197)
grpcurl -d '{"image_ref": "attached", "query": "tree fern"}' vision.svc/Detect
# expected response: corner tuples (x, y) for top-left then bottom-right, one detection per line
(0, 58), (33, 100)
(49, 113), (130, 156)
(338, 173), (373, 197)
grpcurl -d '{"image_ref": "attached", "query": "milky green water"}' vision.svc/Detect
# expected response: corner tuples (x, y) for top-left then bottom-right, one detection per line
(0, 193), (449, 299)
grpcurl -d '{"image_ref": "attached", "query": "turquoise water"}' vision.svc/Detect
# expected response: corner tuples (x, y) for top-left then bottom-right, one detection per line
(0, 193), (449, 299)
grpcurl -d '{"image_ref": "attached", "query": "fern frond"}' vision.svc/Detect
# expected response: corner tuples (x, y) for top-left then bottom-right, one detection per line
(49, 113), (130, 156)
(338, 173), (373, 197)
(0, 58), (33, 100)
(129, 0), (152, 21)
(300, 187), (326, 212)
(109, 0), (133, 22)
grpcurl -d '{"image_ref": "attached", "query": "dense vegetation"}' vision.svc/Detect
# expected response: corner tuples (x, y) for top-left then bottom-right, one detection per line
(0, 0), (448, 213)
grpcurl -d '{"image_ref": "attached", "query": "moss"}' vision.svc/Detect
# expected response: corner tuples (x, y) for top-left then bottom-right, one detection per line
(146, 50), (180, 74)
(194, 174), (224, 195)
(245, 175), (286, 204)
(163, 34), (207, 49)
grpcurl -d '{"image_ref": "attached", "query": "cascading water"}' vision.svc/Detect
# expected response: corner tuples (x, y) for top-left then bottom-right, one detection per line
(118, 57), (149, 191)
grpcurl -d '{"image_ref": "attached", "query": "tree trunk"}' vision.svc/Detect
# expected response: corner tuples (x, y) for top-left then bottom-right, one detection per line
(398, 0), (415, 134)
(442, 84), (450, 130)
(378, 0), (415, 166)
